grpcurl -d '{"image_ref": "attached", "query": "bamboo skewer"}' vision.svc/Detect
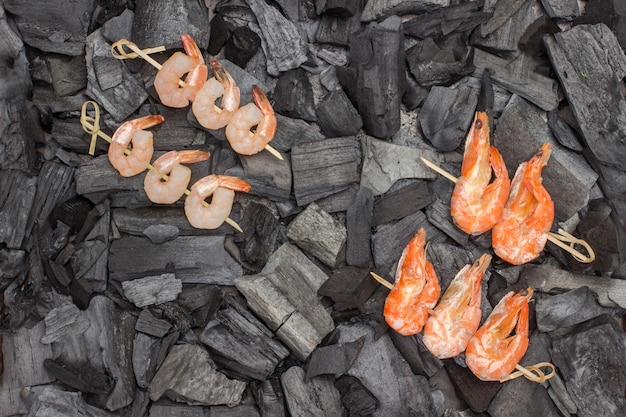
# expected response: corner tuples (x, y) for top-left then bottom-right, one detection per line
(419, 157), (595, 263)
(369, 272), (393, 290)
(111, 39), (283, 161)
(80, 101), (244, 233)
(500, 362), (556, 383)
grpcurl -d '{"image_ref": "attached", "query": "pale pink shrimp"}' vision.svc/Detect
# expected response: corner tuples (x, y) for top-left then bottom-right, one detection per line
(143, 150), (210, 204)
(184, 175), (251, 229)
(225, 85), (276, 156)
(422, 253), (491, 359)
(109, 114), (164, 177)
(192, 59), (241, 130)
(154, 34), (207, 108)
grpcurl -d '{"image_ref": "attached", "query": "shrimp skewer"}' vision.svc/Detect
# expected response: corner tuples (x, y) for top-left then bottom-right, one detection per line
(225, 85), (277, 156)
(451, 111), (510, 235)
(492, 143), (554, 265)
(465, 288), (533, 382)
(422, 253), (491, 359)
(144, 150), (210, 204)
(376, 228), (441, 336)
(184, 175), (251, 230)
(109, 114), (164, 177)
(192, 59), (240, 130)
(154, 34), (207, 108)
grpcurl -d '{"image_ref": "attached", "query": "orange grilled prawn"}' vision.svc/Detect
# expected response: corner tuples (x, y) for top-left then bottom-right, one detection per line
(465, 288), (534, 381)
(422, 253), (491, 359)
(492, 143), (554, 265)
(383, 228), (441, 336)
(450, 111), (510, 235)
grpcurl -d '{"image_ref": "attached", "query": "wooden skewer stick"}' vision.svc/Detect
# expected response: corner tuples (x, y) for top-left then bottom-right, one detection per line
(499, 362), (556, 384)
(420, 156), (595, 263)
(80, 101), (245, 233)
(369, 272), (393, 290)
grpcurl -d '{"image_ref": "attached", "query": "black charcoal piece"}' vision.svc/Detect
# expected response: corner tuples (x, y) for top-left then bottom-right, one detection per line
(291, 136), (360, 206)
(142, 224), (180, 244)
(135, 309), (172, 338)
(315, 89), (362, 137)
(233, 201), (280, 269)
(345, 16), (404, 138)
(122, 273), (183, 308)
(44, 358), (114, 395)
(238, 150), (292, 201)
(445, 360), (501, 413)
(101, 8), (134, 44)
(479, 0), (526, 37)
(27, 387), (116, 417)
(271, 113), (325, 152)
(426, 197), (470, 247)
(148, 344), (246, 406)
(547, 110), (583, 152)
(540, 0), (580, 21)
(335, 375), (378, 416)
(403, 2), (492, 39)
(388, 332), (443, 378)
(51, 196), (94, 235)
(208, 13), (232, 56)
(46, 55), (87, 96)
(0, 248), (25, 286)
(544, 24), (626, 170)
(273, 69), (317, 122)
(0, 169), (37, 249)
(534, 286), (611, 332)
(346, 186), (373, 267)
(318, 266), (379, 311)
(406, 37), (473, 88)
(419, 85), (478, 152)
(281, 366), (344, 416)
(372, 181), (432, 226)
(316, 6), (363, 46)
(225, 26), (262, 68)
(252, 378), (287, 417)
(306, 337), (365, 379)
(234, 243), (334, 361)
(41, 303), (90, 344)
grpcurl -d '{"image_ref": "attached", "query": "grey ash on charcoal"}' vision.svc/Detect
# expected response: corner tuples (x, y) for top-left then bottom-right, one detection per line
(1, 0), (626, 416)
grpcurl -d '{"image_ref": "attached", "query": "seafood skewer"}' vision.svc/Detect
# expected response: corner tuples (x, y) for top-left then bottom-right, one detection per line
(465, 288), (554, 383)
(371, 228), (441, 336)
(192, 59), (240, 130)
(492, 143), (553, 265)
(450, 111), (510, 235)
(80, 101), (245, 232)
(422, 253), (491, 359)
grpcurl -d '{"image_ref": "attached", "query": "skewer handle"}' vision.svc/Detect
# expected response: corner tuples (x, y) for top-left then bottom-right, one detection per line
(420, 157), (458, 183)
(370, 272), (394, 290)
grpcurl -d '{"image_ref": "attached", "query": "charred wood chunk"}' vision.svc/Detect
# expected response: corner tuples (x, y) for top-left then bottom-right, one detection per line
(45, 55), (88, 97)
(132, 332), (162, 389)
(403, 2), (492, 39)
(132, 0), (210, 50)
(319, 266), (378, 311)
(346, 16), (404, 139)
(480, 0), (526, 37)
(361, 0), (449, 22)
(135, 308), (172, 338)
(0, 169), (37, 249)
(4, 0), (96, 55)
(200, 295), (290, 381)
(545, 24), (626, 170)
(286, 202), (347, 268)
(389, 332), (443, 378)
(316, 2), (364, 46)
(121, 273), (183, 308)
(291, 136), (360, 206)
(406, 36), (474, 88)
(372, 181), (432, 226)
(315, 89), (362, 137)
(273, 69), (317, 122)
(575, 0), (626, 49)
(252, 378), (286, 417)
(493, 95), (597, 221)
(306, 337), (365, 379)
(419, 85), (478, 152)
(41, 303), (90, 344)
(233, 201), (280, 269)
(535, 286), (612, 332)
(26, 387), (117, 417)
(281, 366), (344, 416)
(148, 344), (246, 406)
(234, 243), (334, 361)
(346, 186), (373, 267)
(445, 359), (501, 413)
(208, 13), (232, 56)
(0, 248), (26, 289)
(323, 0), (363, 17)
(51, 196), (94, 236)
(335, 375), (378, 416)
(225, 26), (262, 68)
(272, 114), (325, 152)
(239, 150), (292, 201)
(44, 358), (114, 395)
(426, 197), (470, 247)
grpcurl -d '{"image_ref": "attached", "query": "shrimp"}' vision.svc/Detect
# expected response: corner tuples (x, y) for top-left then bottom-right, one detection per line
(465, 288), (534, 381)
(192, 59), (240, 130)
(492, 143), (554, 265)
(450, 111), (510, 235)
(144, 150), (210, 204)
(108, 114), (164, 177)
(422, 253), (492, 359)
(154, 34), (208, 108)
(184, 175), (251, 229)
(225, 85), (277, 156)
(383, 228), (441, 336)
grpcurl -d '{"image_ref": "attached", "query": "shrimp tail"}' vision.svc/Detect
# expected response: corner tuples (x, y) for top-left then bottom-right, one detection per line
(134, 114), (165, 130)
(181, 34), (204, 63)
(489, 146), (509, 180)
(211, 59), (240, 112)
(252, 85), (273, 116)
(178, 149), (211, 164)
(217, 176), (251, 193)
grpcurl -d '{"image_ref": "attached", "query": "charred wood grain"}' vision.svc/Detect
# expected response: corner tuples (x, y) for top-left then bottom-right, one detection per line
(135, 308), (172, 338)
(315, 89), (363, 137)
(319, 266), (379, 311)
(0, 169), (37, 249)
(281, 366), (344, 417)
(372, 181), (433, 226)
(346, 186), (373, 267)
(306, 337), (365, 379)
(44, 357), (114, 395)
(239, 151), (292, 201)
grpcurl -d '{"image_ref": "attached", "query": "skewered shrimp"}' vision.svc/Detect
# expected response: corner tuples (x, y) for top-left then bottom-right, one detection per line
(450, 111), (510, 235)
(225, 85), (276, 156)
(154, 34), (207, 108)
(465, 288), (534, 381)
(184, 175), (251, 229)
(144, 150), (210, 204)
(109, 114), (164, 177)
(192, 59), (240, 130)
(422, 253), (491, 359)
(492, 143), (554, 265)
(383, 228), (441, 336)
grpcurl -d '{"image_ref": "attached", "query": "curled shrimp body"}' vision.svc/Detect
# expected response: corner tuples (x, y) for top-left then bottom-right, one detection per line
(144, 150), (210, 204)
(465, 288), (533, 381)
(192, 59), (240, 130)
(383, 228), (441, 336)
(225, 85), (276, 156)
(184, 175), (251, 229)
(450, 111), (510, 235)
(492, 143), (554, 265)
(154, 34), (207, 108)
(109, 114), (164, 177)
(422, 253), (491, 359)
